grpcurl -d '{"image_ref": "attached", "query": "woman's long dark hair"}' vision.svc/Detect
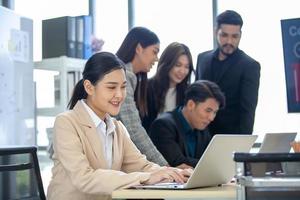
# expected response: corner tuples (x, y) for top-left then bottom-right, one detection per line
(67, 52), (125, 109)
(151, 42), (194, 113)
(116, 27), (159, 117)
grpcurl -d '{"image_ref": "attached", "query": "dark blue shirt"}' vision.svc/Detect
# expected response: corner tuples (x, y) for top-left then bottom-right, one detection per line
(177, 107), (197, 158)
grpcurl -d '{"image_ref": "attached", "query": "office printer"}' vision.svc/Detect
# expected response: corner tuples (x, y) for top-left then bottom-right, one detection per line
(234, 153), (300, 200)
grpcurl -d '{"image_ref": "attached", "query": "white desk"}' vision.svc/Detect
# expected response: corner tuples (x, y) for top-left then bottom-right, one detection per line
(112, 185), (236, 199)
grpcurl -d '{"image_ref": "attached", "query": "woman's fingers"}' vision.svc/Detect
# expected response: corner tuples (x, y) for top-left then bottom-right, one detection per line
(164, 167), (191, 183)
(176, 163), (193, 170)
(181, 168), (194, 177)
(145, 167), (193, 185)
(174, 168), (193, 183)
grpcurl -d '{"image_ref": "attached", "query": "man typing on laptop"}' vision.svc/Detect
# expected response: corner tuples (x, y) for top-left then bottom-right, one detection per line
(134, 81), (256, 190)
(149, 80), (225, 169)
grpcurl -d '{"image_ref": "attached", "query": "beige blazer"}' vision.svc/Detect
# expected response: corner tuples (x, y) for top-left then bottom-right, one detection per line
(47, 101), (160, 200)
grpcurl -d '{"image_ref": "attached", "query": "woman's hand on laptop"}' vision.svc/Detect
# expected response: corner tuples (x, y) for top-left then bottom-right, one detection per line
(176, 167), (193, 181)
(141, 167), (191, 185)
(176, 163), (194, 170)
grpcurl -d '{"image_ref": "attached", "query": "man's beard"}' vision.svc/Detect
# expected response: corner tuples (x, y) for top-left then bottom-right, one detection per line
(219, 44), (237, 57)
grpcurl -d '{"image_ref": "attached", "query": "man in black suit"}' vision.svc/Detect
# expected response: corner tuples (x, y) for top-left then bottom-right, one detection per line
(149, 80), (225, 169)
(195, 10), (260, 135)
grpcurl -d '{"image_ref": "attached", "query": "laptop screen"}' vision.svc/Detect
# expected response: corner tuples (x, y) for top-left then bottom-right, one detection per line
(259, 133), (297, 153)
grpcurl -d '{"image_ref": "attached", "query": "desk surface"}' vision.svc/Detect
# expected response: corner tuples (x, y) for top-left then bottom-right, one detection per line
(112, 185), (236, 199)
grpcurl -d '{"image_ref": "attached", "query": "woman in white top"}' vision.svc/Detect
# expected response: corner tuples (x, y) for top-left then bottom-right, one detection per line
(142, 42), (194, 132)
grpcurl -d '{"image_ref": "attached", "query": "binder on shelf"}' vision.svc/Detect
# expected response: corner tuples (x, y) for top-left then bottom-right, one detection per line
(67, 17), (76, 58)
(75, 16), (84, 59)
(42, 16), (76, 58)
(75, 15), (92, 59)
(82, 15), (92, 59)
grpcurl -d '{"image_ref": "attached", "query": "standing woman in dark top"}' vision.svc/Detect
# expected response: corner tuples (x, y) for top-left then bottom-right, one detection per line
(142, 42), (194, 132)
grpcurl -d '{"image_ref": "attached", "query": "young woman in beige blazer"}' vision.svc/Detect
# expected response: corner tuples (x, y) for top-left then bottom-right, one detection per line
(47, 52), (191, 200)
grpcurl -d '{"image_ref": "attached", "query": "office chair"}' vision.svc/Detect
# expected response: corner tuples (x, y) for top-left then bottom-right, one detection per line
(0, 146), (46, 200)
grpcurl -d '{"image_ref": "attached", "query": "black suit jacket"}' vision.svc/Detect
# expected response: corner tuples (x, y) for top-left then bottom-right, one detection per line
(149, 109), (212, 167)
(195, 49), (260, 135)
(142, 78), (159, 133)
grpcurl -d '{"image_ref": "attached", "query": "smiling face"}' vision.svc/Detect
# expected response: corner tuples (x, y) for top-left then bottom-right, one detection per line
(84, 69), (127, 120)
(183, 98), (220, 130)
(168, 54), (190, 88)
(134, 43), (160, 73)
(216, 24), (241, 60)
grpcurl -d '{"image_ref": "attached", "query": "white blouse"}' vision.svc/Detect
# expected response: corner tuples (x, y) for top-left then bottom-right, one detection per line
(81, 99), (115, 169)
(162, 87), (177, 113)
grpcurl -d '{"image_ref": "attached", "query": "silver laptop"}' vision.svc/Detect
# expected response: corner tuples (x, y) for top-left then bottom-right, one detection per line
(133, 134), (257, 189)
(259, 132), (297, 153)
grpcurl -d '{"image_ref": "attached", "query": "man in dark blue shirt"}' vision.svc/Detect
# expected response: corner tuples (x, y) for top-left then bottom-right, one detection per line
(149, 80), (225, 169)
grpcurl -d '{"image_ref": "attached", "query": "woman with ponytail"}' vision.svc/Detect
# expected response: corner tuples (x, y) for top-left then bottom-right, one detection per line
(116, 27), (168, 166)
(47, 52), (191, 200)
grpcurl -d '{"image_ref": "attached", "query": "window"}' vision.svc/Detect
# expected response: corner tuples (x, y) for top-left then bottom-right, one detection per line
(14, 0), (88, 146)
(93, 0), (128, 54)
(135, 0), (213, 77)
(15, 0), (88, 61)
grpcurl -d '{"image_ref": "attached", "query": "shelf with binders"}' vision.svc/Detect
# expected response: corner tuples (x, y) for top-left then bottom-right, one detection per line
(34, 56), (86, 147)
(42, 15), (93, 60)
